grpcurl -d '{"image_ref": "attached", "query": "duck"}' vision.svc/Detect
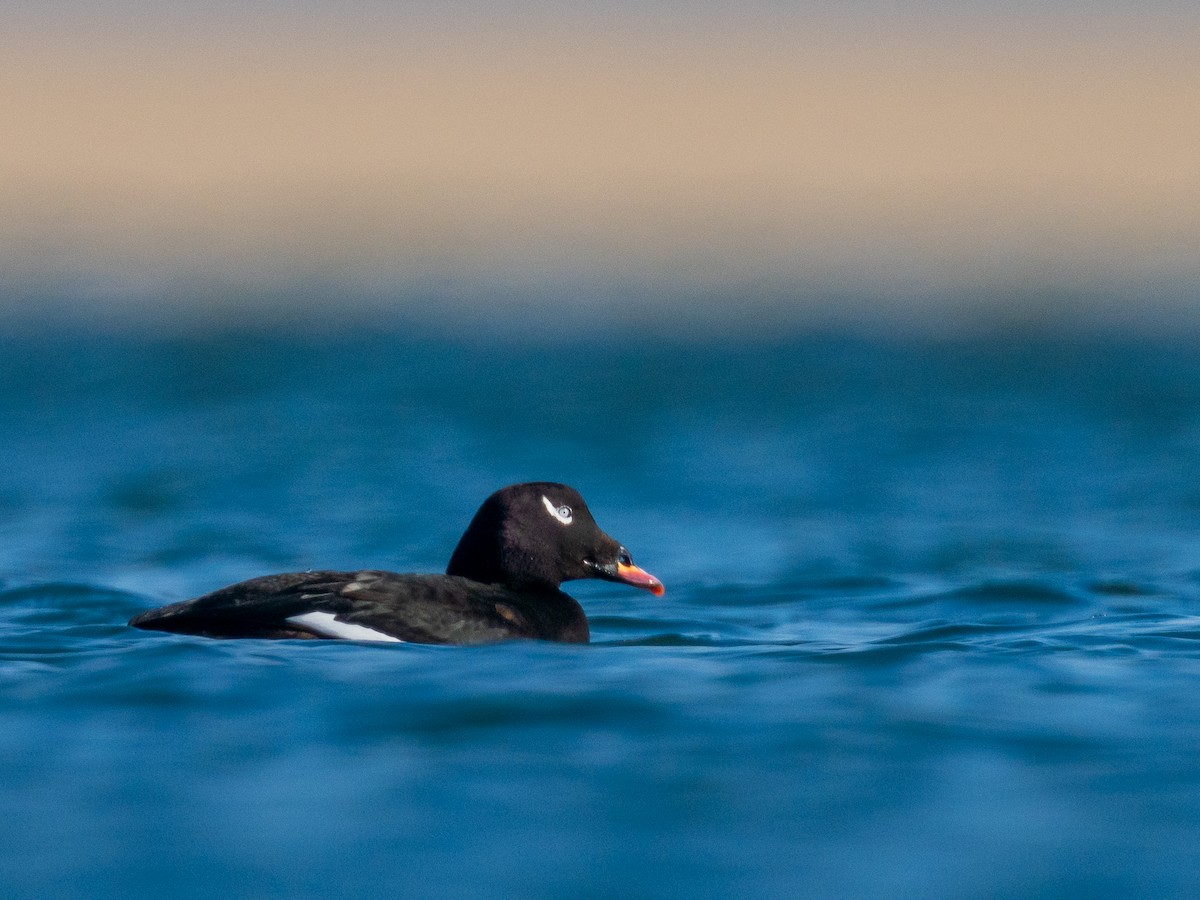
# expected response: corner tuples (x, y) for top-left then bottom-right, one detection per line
(128, 482), (663, 644)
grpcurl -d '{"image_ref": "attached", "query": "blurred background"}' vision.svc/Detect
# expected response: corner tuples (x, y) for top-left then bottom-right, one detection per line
(2, 0), (1196, 336)
(5, 4), (1200, 900)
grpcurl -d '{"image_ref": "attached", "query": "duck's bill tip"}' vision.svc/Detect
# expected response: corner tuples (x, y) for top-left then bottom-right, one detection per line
(616, 562), (666, 596)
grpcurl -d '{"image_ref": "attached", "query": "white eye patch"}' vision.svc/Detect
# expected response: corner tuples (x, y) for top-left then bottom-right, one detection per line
(542, 495), (573, 524)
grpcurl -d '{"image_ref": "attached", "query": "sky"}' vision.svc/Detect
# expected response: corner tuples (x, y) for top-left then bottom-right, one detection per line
(1, 2), (1197, 335)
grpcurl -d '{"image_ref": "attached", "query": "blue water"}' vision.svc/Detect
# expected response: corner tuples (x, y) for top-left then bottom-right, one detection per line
(5, 331), (1200, 898)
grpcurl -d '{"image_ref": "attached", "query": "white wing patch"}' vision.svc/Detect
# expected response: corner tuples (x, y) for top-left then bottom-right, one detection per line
(541, 495), (573, 525)
(285, 611), (404, 643)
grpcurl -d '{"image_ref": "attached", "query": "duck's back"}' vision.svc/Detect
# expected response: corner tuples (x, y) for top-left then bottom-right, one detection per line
(129, 570), (589, 644)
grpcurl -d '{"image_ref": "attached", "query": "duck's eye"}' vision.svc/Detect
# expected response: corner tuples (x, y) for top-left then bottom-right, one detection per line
(541, 495), (573, 524)
(618, 549), (632, 567)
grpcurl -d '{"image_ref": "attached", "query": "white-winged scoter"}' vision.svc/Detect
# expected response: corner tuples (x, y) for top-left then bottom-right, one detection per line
(128, 482), (664, 644)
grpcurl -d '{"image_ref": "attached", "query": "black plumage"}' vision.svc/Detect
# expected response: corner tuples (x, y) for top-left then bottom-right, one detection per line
(129, 482), (663, 644)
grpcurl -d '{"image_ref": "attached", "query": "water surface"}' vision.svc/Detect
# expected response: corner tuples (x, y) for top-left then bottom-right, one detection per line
(3, 332), (1200, 898)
